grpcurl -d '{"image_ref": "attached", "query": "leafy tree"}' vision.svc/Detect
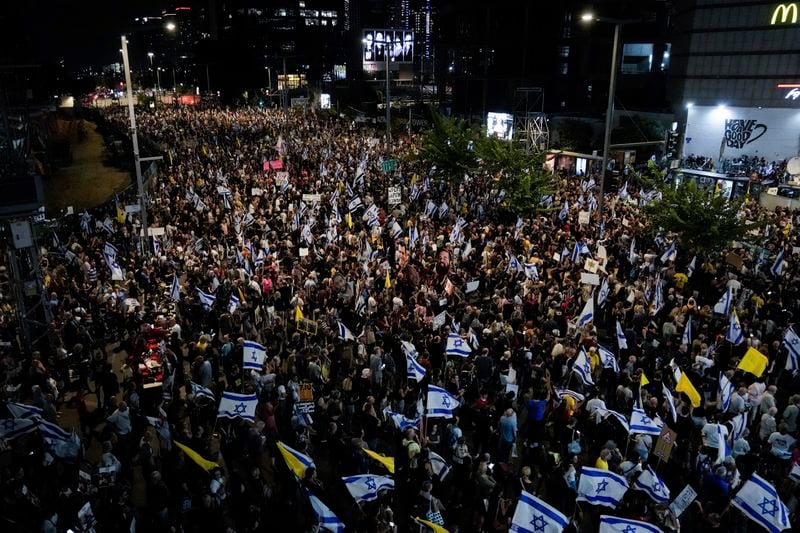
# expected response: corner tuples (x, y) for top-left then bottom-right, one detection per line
(411, 112), (479, 186)
(642, 178), (754, 252)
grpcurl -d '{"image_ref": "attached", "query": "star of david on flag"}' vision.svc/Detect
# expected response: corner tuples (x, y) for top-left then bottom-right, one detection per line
(510, 491), (568, 533)
(576, 467), (629, 508)
(217, 391), (257, 422)
(572, 348), (594, 386)
(731, 473), (791, 533)
(629, 407), (663, 436)
(242, 340), (267, 371)
(632, 465), (670, 504)
(342, 474), (394, 502)
(427, 385), (459, 418)
(599, 515), (662, 533)
(446, 333), (471, 358)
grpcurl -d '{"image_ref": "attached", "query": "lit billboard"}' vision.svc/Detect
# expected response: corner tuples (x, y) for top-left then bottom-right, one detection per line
(486, 112), (513, 141)
(363, 29), (414, 65)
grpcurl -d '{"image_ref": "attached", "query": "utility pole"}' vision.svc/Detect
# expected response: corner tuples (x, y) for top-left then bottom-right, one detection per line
(385, 51), (391, 142)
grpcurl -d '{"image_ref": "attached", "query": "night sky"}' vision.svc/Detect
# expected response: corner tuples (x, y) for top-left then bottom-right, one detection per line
(7, 0), (164, 68)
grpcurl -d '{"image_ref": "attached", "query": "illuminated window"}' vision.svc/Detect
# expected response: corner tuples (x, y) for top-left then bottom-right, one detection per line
(299, 1), (305, 7)
(622, 43), (654, 74)
(559, 62), (569, 75)
(305, 18), (319, 26)
(321, 10), (337, 18)
(321, 19), (328, 26)
(559, 46), (570, 58)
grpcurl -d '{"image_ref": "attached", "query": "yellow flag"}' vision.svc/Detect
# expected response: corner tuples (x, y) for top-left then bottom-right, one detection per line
(385, 271), (392, 289)
(362, 447), (395, 474)
(116, 205), (126, 224)
(277, 441), (314, 479)
(640, 372), (649, 387)
(411, 173), (417, 186)
(738, 347), (768, 377)
(784, 222), (791, 236)
(676, 372), (701, 407)
(414, 517), (449, 533)
(238, 287), (246, 304)
(295, 305), (304, 322)
(174, 440), (219, 472)
(346, 212), (353, 229)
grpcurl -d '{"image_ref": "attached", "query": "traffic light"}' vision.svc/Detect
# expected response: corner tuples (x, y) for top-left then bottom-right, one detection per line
(665, 131), (681, 160)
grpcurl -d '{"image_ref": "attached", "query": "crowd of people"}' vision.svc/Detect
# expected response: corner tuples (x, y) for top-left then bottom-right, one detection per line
(1, 103), (800, 533)
(681, 153), (790, 182)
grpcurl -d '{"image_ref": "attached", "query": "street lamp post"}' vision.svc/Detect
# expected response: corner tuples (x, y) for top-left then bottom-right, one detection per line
(362, 37), (392, 142)
(581, 12), (637, 222)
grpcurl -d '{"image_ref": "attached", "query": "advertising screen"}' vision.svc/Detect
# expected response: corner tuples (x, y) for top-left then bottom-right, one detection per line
(363, 29), (414, 64)
(320, 94), (331, 110)
(486, 112), (513, 141)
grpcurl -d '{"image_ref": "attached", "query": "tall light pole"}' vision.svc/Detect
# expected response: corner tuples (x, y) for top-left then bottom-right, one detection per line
(581, 13), (637, 221)
(147, 52), (159, 91)
(120, 35), (150, 256)
(165, 21), (178, 93)
(363, 37), (392, 141)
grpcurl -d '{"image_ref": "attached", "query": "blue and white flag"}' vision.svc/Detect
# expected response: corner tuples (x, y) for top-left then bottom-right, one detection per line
(337, 321), (355, 341)
(427, 385), (459, 418)
(601, 409), (630, 433)
(576, 296), (594, 327)
(719, 372), (734, 411)
(660, 241), (677, 263)
(514, 217), (524, 240)
(342, 475), (395, 503)
(153, 235), (161, 255)
(38, 419), (72, 442)
(6, 402), (43, 419)
(424, 200), (437, 218)
(383, 409), (419, 431)
(308, 490), (345, 533)
(713, 288), (732, 316)
(662, 384), (677, 423)
(554, 388), (585, 403)
(727, 309), (744, 345)
(629, 238), (636, 263)
(597, 277), (610, 308)
(428, 450), (451, 482)
(716, 423), (732, 464)
(599, 515), (662, 533)
(687, 255), (697, 278)
(403, 341), (426, 382)
(196, 288), (216, 310)
(770, 248), (785, 277)
(410, 183), (420, 202)
(633, 465), (670, 504)
(242, 340), (267, 371)
(468, 327), (480, 348)
(438, 202), (449, 218)
(731, 474), (791, 533)
(0, 418), (38, 441)
(168, 274), (180, 302)
(616, 321), (628, 350)
(80, 210), (92, 233)
(731, 412), (747, 442)
(524, 262), (539, 280)
(783, 327), (800, 373)
(682, 316), (692, 346)
(559, 200), (569, 221)
(576, 467), (629, 508)
(598, 345), (619, 373)
(229, 294), (240, 314)
(348, 196), (363, 213)
(572, 348), (595, 386)
(630, 407), (663, 435)
(217, 391), (258, 422)
(618, 181), (629, 199)
(390, 221), (403, 240)
(446, 333), (471, 358)
(508, 253), (524, 274)
(511, 491), (569, 533)
(651, 277), (663, 315)
(103, 242), (124, 281)
(409, 226), (419, 248)
(189, 381), (215, 400)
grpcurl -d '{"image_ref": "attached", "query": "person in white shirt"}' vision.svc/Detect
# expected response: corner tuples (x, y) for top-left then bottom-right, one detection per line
(759, 407), (778, 441)
(767, 424), (796, 459)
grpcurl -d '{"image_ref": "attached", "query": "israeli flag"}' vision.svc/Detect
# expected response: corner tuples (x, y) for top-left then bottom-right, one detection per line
(633, 465), (670, 504)
(731, 412), (747, 443)
(409, 226), (419, 248)
(511, 491), (569, 533)
(770, 248), (785, 277)
(597, 277), (610, 308)
(630, 407), (663, 435)
(524, 262), (539, 280)
(682, 316), (692, 346)
(348, 196), (363, 213)
(217, 391), (258, 422)
(726, 310), (744, 345)
(783, 327), (800, 373)
(570, 243), (580, 264)
(717, 372), (733, 413)
(713, 288), (732, 316)
(572, 348), (594, 386)
(152, 235), (161, 255)
(731, 474), (791, 533)
(687, 255), (697, 278)
(0, 418), (38, 441)
(660, 241), (677, 263)
(229, 294), (240, 314)
(6, 402), (43, 419)
(342, 475), (395, 503)
(384, 409), (420, 431)
(559, 200), (569, 221)
(427, 385), (459, 418)
(716, 423), (732, 464)
(390, 221), (403, 240)
(425, 200), (437, 218)
(508, 253), (524, 274)
(189, 381), (215, 400)
(629, 237), (637, 263)
(554, 387), (585, 403)
(598, 345), (619, 373)
(242, 340), (267, 371)
(337, 321), (355, 341)
(428, 450), (451, 482)
(38, 419), (72, 442)
(446, 333), (471, 358)
(576, 467), (629, 508)
(468, 327), (480, 348)
(616, 321), (628, 350)
(410, 183), (420, 201)
(196, 288), (216, 310)
(307, 490), (345, 533)
(651, 278), (663, 315)
(599, 515), (662, 533)
(618, 181), (629, 199)
(662, 384), (677, 423)
(80, 210), (92, 233)
(576, 296), (594, 327)
(403, 341), (426, 382)
(601, 409), (631, 433)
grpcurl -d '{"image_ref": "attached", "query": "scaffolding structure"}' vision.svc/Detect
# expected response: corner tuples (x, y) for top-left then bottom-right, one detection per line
(513, 87), (549, 153)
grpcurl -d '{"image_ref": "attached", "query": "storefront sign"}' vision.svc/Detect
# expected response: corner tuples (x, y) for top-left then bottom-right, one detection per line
(770, 3), (798, 25)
